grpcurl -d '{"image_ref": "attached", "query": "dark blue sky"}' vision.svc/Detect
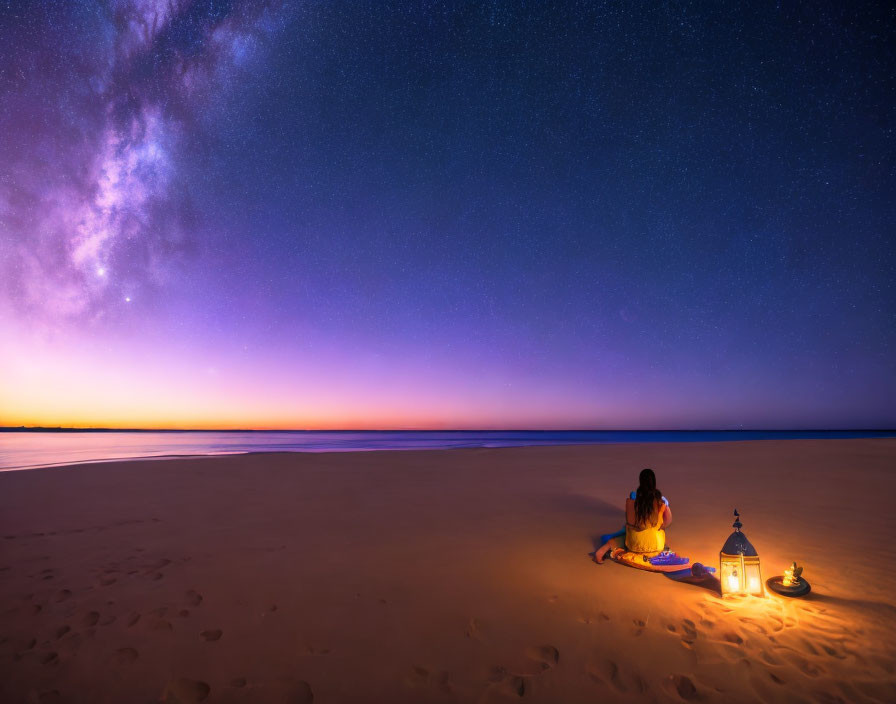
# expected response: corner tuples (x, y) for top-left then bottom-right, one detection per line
(1, 1), (893, 428)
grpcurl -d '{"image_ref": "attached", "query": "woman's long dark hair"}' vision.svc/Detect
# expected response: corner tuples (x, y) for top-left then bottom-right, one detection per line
(634, 468), (662, 527)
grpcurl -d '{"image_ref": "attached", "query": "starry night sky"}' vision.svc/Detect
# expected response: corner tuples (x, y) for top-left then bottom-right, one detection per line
(1, 1), (894, 429)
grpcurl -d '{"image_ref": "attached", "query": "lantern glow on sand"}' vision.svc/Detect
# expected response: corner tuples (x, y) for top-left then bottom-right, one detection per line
(719, 509), (763, 597)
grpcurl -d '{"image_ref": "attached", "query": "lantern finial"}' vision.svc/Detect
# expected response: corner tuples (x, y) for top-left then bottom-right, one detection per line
(732, 509), (742, 531)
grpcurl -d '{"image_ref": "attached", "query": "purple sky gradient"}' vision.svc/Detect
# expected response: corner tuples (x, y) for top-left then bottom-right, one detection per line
(1, 1), (894, 429)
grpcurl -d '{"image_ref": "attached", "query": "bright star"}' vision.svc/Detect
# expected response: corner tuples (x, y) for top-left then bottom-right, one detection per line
(124, 296), (131, 303)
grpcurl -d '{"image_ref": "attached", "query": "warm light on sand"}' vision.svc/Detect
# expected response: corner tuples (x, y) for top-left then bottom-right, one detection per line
(1, 441), (893, 702)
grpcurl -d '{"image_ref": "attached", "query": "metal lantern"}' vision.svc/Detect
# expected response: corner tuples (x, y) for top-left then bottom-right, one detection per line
(719, 509), (763, 596)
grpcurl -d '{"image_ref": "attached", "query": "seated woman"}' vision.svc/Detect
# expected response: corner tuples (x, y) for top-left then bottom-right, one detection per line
(595, 468), (672, 563)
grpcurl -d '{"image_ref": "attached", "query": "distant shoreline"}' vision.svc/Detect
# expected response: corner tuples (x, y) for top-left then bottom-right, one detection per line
(3, 427), (895, 433)
(3, 428), (894, 472)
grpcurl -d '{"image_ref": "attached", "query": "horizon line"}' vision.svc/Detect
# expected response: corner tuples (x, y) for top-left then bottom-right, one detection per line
(3, 426), (895, 433)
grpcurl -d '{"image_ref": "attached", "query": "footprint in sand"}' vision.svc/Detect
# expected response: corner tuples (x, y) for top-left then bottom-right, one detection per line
(800, 638), (820, 656)
(229, 678), (247, 688)
(820, 644), (846, 659)
(722, 631), (743, 645)
(200, 629), (222, 642)
(587, 660), (626, 693)
(10, 637), (37, 659)
(677, 619), (698, 648)
(502, 676), (527, 698)
(630, 673), (650, 695)
(769, 671), (786, 685)
(289, 681), (314, 703)
(41, 651), (59, 665)
(185, 590), (203, 607)
(99, 575), (117, 586)
(665, 674), (699, 700)
(163, 678), (210, 703)
(82, 612), (100, 627)
(127, 613), (140, 628)
(486, 668), (526, 698)
(739, 617), (767, 635)
(301, 645), (331, 656)
(406, 666), (452, 694)
(760, 649), (782, 665)
(488, 666), (508, 683)
(785, 653), (825, 678)
(53, 589), (71, 603)
(525, 645), (560, 671)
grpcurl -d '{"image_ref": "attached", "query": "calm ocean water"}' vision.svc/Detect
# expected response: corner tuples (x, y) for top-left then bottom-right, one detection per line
(0, 430), (893, 471)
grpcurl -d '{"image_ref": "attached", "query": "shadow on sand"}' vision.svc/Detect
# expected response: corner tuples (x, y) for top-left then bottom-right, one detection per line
(538, 491), (621, 552)
(663, 568), (721, 595)
(801, 591), (896, 619)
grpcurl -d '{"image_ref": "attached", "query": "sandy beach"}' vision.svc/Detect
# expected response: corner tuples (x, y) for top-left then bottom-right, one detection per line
(1, 439), (895, 703)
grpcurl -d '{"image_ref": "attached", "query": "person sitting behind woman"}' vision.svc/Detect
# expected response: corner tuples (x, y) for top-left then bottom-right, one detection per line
(595, 467), (671, 563)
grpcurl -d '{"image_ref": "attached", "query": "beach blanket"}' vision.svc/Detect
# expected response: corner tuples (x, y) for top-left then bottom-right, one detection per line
(610, 547), (691, 573)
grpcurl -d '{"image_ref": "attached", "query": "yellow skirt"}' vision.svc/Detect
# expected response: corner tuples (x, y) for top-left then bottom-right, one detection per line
(625, 524), (665, 556)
